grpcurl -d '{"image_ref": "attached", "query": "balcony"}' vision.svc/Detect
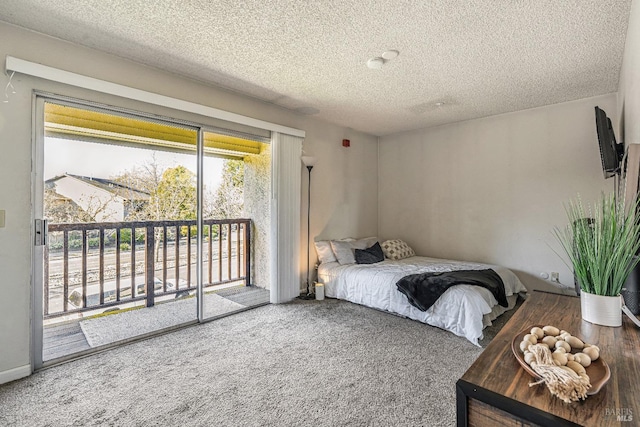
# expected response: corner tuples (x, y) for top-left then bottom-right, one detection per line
(43, 218), (269, 361)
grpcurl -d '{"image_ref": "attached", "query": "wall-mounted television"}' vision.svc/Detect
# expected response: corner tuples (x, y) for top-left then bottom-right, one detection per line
(594, 106), (624, 179)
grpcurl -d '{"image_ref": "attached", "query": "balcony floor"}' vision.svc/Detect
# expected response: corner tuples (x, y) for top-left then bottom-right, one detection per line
(44, 321), (91, 361)
(43, 285), (270, 363)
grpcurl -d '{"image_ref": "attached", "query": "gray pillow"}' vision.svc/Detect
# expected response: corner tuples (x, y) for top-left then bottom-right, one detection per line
(330, 237), (377, 265)
(355, 242), (385, 264)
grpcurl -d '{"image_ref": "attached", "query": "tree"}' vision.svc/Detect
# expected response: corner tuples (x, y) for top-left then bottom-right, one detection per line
(208, 159), (244, 219)
(113, 155), (163, 221)
(113, 158), (196, 221)
(44, 187), (85, 223)
(154, 165), (197, 220)
(114, 161), (197, 261)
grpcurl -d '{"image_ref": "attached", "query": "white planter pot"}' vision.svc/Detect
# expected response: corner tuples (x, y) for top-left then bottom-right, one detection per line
(581, 291), (622, 327)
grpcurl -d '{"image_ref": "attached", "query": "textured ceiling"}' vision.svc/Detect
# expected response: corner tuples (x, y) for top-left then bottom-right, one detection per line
(0, 0), (633, 136)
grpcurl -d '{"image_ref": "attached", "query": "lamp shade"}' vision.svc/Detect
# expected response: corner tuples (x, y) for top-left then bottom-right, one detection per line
(301, 155), (318, 167)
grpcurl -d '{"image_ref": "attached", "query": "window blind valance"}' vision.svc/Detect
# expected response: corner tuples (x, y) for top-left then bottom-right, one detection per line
(45, 103), (265, 157)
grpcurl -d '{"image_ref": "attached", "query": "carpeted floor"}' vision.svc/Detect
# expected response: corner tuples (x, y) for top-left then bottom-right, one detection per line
(0, 297), (520, 427)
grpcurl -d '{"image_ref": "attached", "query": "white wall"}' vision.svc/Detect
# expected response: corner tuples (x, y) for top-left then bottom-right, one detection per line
(300, 127), (379, 284)
(0, 22), (378, 380)
(619, 0), (640, 144)
(378, 94), (617, 294)
(244, 145), (272, 289)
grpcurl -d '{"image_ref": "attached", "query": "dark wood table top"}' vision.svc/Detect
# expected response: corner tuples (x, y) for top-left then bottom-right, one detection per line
(459, 290), (640, 426)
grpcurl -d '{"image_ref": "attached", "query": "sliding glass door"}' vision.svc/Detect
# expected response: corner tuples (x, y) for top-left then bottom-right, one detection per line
(34, 95), (272, 367)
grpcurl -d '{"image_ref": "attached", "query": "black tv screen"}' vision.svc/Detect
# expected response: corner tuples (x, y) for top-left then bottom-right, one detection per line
(594, 106), (623, 179)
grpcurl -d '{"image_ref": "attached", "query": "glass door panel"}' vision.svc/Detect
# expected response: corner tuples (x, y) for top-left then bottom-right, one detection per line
(40, 99), (199, 363)
(199, 131), (248, 320)
(199, 131), (270, 320)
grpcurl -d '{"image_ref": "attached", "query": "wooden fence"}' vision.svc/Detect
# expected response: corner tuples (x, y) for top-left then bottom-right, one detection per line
(44, 218), (251, 318)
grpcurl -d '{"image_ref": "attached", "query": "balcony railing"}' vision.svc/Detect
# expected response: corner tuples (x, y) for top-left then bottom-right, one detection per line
(44, 218), (251, 319)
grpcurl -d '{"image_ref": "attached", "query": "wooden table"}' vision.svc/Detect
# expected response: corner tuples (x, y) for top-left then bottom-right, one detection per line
(456, 291), (640, 426)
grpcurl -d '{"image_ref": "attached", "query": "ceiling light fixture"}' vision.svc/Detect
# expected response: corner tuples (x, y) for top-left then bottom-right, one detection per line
(366, 49), (400, 70)
(381, 50), (399, 60)
(367, 57), (385, 69)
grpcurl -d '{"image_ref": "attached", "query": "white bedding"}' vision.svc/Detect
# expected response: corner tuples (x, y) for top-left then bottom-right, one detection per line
(317, 256), (527, 346)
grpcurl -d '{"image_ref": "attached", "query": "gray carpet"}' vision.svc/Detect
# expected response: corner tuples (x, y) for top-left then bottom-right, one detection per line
(0, 298), (518, 427)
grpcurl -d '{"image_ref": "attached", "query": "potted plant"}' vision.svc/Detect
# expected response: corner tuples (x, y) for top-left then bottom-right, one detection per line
(554, 193), (640, 326)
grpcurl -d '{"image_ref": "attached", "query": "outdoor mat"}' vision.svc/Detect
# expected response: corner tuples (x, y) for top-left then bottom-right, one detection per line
(80, 293), (245, 348)
(214, 286), (270, 306)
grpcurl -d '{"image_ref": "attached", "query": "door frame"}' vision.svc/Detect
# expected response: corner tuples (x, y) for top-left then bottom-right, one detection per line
(31, 95), (46, 370)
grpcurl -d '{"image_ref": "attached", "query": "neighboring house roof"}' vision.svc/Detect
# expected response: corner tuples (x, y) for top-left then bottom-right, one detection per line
(46, 174), (150, 201)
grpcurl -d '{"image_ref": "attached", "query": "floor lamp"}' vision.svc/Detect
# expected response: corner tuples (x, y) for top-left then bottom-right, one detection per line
(300, 155), (317, 299)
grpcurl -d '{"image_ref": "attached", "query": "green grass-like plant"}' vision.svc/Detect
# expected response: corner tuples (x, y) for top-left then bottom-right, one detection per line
(554, 193), (640, 296)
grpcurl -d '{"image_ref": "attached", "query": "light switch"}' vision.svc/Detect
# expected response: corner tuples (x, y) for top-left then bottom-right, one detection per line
(0, 210), (5, 228)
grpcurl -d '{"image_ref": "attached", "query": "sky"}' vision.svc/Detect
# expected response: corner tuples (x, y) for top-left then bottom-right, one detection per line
(44, 137), (224, 192)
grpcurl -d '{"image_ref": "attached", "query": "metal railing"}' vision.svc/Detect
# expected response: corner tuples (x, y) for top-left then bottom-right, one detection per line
(44, 218), (251, 319)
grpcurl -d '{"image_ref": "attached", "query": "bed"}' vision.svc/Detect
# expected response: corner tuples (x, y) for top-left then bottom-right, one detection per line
(316, 242), (527, 346)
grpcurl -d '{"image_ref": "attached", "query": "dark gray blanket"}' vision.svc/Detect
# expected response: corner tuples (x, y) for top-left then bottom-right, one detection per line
(395, 269), (508, 312)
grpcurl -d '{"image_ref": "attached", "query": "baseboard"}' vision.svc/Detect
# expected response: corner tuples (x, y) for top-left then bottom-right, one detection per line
(0, 364), (31, 385)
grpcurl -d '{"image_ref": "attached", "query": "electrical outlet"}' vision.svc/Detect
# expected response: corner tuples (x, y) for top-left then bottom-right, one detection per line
(551, 272), (560, 282)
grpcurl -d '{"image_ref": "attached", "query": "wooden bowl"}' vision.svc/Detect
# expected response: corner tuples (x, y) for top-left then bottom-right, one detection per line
(511, 325), (611, 395)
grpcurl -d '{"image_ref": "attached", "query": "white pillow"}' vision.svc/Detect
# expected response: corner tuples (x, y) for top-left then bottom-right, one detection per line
(381, 239), (415, 260)
(314, 237), (355, 264)
(330, 237), (379, 265)
(314, 240), (337, 264)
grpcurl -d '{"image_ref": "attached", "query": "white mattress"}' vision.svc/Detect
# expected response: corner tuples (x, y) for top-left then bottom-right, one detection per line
(317, 256), (527, 346)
